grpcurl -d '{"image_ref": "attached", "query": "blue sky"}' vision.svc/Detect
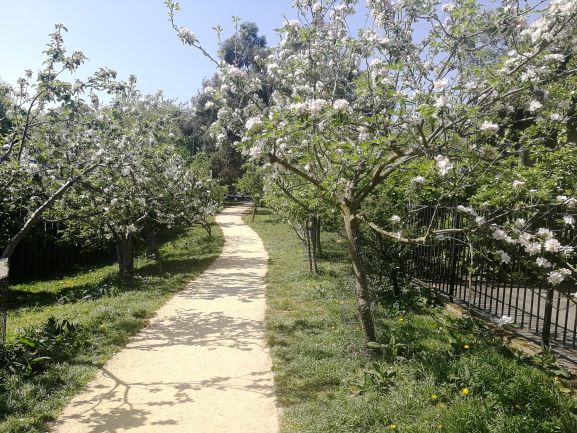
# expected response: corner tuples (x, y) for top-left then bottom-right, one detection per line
(0, 0), (300, 102)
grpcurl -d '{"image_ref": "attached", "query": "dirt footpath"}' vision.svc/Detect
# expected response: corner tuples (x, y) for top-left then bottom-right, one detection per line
(53, 206), (279, 433)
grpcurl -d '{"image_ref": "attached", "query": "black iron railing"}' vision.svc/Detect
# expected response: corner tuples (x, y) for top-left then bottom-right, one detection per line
(369, 205), (577, 350)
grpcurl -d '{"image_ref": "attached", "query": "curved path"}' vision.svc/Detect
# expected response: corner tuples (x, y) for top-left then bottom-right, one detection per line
(53, 206), (279, 433)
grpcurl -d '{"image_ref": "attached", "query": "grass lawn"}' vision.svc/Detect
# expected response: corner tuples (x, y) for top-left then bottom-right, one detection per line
(0, 223), (223, 433)
(247, 210), (577, 433)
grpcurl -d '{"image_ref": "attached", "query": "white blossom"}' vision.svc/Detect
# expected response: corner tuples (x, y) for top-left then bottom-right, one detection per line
(496, 250), (511, 264)
(435, 95), (450, 108)
(435, 155), (453, 176)
(307, 98), (328, 114)
(332, 99), (350, 110)
(442, 3), (456, 13)
(537, 228), (554, 239)
(495, 315), (514, 327)
(528, 100), (542, 112)
(536, 257), (552, 268)
(524, 242), (542, 256)
(563, 215), (575, 226)
(480, 121), (499, 133)
(512, 180), (525, 189)
(433, 79), (448, 92)
(550, 113), (562, 121)
(492, 228), (508, 240)
(547, 270), (569, 286)
(178, 27), (198, 45)
(245, 117), (263, 131)
(544, 238), (562, 253)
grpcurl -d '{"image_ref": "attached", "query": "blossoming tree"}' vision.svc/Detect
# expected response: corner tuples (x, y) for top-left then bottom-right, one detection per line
(54, 83), (223, 283)
(169, 0), (577, 342)
(0, 24), (123, 264)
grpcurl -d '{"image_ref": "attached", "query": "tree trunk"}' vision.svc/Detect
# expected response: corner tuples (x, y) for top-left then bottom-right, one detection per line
(252, 203), (257, 221)
(116, 233), (134, 285)
(305, 219), (313, 273)
(147, 231), (161, 261)
(308, 216), (319, 273)
(316, 216), (321, 253)
(342, 205), (376, 343)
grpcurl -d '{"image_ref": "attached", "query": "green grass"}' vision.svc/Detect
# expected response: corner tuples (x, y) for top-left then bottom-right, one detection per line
(0, 224), (223, 433)
(247, 210), (577, 433)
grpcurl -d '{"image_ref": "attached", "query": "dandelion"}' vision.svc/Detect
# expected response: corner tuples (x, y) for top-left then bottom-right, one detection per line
(464, 344), (470, 350)
(462, 387), (470, 396)
(431, 393), (439, 400)
(388, 424), (397, 430)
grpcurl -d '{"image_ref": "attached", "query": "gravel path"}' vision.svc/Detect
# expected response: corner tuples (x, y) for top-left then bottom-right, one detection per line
(53, 206), (279, 433)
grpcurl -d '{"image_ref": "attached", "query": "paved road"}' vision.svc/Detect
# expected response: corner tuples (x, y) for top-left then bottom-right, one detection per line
(53, 206), (279, 433)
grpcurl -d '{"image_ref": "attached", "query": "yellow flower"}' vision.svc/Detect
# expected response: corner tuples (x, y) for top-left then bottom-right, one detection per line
(388, 424), (397, 430)
(399, 317), (404, 322)
(463, 344), (470, 349)
(431, 393), (438, 400)
(331, 326), (336, 330)
(462, 387), (470, 396)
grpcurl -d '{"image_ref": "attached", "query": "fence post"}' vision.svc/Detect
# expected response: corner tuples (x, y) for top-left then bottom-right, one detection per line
(0, 258), (9, 345)
(542, 285), (554, 347)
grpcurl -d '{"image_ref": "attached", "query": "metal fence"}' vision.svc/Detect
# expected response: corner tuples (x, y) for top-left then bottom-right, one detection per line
(400, 205), (577, 350)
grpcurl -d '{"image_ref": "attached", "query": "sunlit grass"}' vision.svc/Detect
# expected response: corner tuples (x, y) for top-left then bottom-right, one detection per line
(247, 210), (577, 433)
(0, 223), (223, 433)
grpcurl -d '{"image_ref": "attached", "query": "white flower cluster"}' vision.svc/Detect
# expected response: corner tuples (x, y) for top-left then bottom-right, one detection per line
(494, 315), (514, 327)
(435, 155), (453, 176)
(289, 98), (328, 114)
(178, 27), (197, 45)
(480, 121), (499, 133)
(245, 117), (263, 131)
(547, 268), (571, 286)
(496, 250), (511, 264)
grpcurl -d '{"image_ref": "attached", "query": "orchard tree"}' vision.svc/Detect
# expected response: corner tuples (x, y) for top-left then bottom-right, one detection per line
(235, 163), (264, 221)
(55, 83), (223, 283)
(0, 24), (123, 264)
(264, 169), (333, 273)
(169, 0), (577, 342)
(168, 3), (271, 188)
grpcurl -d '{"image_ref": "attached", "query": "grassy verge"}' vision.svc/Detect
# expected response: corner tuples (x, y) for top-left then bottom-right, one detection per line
(0, 223), (223, 433)
(247, 210), (577, 433)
